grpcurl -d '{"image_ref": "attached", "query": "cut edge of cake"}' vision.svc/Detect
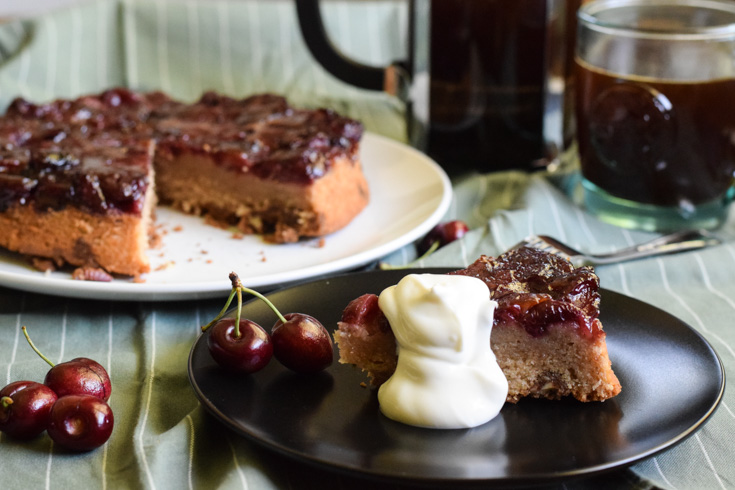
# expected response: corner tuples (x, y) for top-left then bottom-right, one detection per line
(0, 156), (157, 278)
(153, 152), (369, 244)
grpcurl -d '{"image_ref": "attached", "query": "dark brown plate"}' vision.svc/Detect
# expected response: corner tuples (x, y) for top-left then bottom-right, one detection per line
(188, 268), (725, 487)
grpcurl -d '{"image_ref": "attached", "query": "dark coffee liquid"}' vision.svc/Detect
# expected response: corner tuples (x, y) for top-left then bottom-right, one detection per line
(426, 0), (550, 173)
(576, 58), (735, 207)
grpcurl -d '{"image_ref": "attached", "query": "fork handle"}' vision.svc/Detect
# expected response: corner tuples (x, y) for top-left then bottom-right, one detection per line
(590, 229), (721, 265)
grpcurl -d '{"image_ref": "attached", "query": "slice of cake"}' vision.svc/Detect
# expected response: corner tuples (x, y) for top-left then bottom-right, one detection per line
(0, 140), (156, 276)
(0, 89), (169, 276)
(0, 89), (369, 275)
(335, 247), (621, 403)
(0, 89), (161, 276)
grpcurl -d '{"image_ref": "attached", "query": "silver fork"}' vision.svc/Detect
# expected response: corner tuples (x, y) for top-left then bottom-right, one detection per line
(514, 229), (721, 267)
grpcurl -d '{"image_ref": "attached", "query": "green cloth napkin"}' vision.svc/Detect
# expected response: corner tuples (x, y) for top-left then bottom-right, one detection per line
(1, 2), (734, 489)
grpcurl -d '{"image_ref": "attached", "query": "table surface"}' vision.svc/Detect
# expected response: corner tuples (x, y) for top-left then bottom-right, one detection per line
(0, 2), (733, 489)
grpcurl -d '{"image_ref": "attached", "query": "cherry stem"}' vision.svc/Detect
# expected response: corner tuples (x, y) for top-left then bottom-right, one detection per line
(1, 396), (13, 408)
(201, 272), (287, 333)
(202, 288), (238, 333)
(235, 286), (243, 338)
(22, 326), (55, 368)
(231, 273), (287, 324)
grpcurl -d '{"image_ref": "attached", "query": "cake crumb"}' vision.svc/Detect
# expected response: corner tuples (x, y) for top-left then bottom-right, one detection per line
(173, 225), (184, 232)
(29, 257), (59, 272)
(360, 382), (367, 388)
(149, 230), (164, 249)
(204, 215), (229, 229)
(155, 261), (176, 271)
(231, 232), (244, 240)
(72, 267), (113, 282)
(266, 226), (299, 244)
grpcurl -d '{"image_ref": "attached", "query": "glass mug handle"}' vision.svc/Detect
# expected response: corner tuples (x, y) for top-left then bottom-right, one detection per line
(295, 1), (419, 148)
(295, 1), (392, 92)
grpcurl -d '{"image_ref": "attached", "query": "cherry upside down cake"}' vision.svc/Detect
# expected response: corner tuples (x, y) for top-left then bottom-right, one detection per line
(0, 89), (369, 276)
(335, 247), (622, 403)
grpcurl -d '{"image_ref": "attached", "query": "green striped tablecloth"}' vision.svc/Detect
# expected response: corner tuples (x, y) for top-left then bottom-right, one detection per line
(0, 2), (733, 489)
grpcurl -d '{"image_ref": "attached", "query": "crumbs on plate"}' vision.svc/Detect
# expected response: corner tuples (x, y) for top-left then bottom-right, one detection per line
(155, 261), (176, 271)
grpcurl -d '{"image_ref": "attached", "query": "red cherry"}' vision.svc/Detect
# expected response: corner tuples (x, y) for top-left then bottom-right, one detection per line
(207, 317), (273, 373)
(22, 327), (111, 401)
(47, 395), (114, 452)
(417, 220), (470, 255)
(45, 358), (111, 401)
(0, 381), (58, 439)
(272, 313), (333, 374)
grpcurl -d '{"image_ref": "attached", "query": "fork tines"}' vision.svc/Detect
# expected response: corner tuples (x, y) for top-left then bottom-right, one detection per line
(513, 235), (576, 261)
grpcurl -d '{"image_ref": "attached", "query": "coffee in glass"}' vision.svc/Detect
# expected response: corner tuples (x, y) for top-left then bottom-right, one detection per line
(575, 0), (735, 230)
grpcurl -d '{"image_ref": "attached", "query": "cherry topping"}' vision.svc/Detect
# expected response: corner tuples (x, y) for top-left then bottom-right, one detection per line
(23, 326), (112, 401)
(46, 395), (114, 451)
(272, 313), (333, 374)
(341, 294), (390, 335)
(0, 381), (58, 440)
(452, 248), (602, 339)
(417, 220), (469, 256)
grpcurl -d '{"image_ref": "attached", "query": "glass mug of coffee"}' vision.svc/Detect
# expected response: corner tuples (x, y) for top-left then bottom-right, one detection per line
(575, 0), (735, 231)
(297, 0), (579, 176)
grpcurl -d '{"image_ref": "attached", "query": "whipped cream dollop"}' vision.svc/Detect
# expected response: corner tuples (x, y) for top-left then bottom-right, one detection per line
(377, 274), (508, 429)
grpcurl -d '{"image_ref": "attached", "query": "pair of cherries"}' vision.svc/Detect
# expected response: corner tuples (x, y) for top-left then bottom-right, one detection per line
(0, 327), (113, 451)
(203, 273), (333, 374)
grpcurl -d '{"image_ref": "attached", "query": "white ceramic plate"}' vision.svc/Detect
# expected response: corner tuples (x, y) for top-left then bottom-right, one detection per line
(0, 133), (452, 301)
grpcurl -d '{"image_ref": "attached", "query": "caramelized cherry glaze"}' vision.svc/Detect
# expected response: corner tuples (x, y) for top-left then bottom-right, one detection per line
(0, 89), (363, 214)
(151, 93), (363, 184)
(340, 293), (392, 336)
(0, 88), (163, 215)
(451, 247), (602, 339)
(0, 137), (153, 215)
(341, 248), (602, 340)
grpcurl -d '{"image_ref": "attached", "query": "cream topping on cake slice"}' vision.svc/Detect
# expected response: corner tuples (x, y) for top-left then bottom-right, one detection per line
(377, 274), (508, 429)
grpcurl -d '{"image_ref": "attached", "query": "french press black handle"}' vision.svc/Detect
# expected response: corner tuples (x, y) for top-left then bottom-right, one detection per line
(295, 0), (386, 91)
